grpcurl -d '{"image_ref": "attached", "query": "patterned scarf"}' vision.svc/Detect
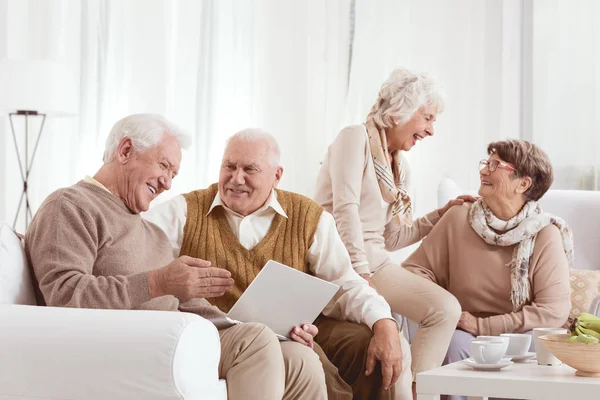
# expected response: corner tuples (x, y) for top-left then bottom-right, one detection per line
(468, 199), (574, 311)
(365, 119), (413, 227)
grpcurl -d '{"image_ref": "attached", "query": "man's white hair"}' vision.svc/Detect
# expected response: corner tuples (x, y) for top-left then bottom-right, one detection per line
(102, 113), (192, 163)
(369, 68), (446, 128)
(225, 128), (281, 167)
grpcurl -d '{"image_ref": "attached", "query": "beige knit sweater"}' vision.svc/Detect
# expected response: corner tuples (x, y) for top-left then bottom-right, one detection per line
(25, 181), (226, 321)
(402, 203), (571, 336)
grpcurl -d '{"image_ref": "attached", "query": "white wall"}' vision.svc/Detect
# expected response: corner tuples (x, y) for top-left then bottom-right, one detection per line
(531, 0), (600, 190)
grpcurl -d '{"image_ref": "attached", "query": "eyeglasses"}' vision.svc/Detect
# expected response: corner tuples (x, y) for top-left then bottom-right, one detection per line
(479, 159), (517, 173)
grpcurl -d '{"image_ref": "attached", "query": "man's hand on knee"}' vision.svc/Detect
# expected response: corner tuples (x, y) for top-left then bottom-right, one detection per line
(147, 256), (235, 301)
(365, 318), (402, 390)
(290, 324), (318, 349)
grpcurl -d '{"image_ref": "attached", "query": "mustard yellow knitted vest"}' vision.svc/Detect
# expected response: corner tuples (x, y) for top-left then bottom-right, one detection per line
(181, 183), (323, 312)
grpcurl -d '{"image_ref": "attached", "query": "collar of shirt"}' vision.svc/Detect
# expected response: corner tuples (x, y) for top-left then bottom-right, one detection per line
(84, 175), (112, 193)
(207, 189), (288, 219)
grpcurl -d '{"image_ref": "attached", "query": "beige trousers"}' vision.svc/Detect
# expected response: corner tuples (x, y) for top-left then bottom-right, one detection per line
(371, 263), (462, 381)
(219, 322), (327, 400)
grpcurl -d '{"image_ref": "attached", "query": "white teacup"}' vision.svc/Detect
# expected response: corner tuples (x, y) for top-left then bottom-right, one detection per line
(533, 328), (568, 366)
(470, 340), (506, 364)
(476, 335), (510, 356)
(500, 333), (532, 356)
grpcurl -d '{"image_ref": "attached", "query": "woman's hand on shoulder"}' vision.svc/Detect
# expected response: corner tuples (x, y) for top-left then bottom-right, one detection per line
(438, 194), (479, 217)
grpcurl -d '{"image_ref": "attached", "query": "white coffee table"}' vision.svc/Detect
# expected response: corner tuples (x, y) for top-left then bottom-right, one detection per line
(416, 359), (600, 399)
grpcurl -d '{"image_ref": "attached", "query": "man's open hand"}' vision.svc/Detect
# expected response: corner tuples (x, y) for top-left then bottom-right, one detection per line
(148, 256), (234, 301)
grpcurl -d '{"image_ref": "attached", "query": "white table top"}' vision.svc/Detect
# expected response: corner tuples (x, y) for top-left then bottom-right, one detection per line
(416, 360), (600, 399)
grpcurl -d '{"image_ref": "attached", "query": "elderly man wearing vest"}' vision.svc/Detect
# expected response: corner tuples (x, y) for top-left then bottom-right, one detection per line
(26, 114), (321, 400)
(144, 128), (413, 400)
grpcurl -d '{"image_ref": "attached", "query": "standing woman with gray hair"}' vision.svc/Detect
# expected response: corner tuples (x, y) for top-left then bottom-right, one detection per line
(313, 68), (474, 397)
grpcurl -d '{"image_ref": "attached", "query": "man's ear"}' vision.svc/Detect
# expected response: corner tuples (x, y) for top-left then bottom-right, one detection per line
(273, 166), (284, 188)
(516, 176), (533, 194)
(116, 137), (134, 164)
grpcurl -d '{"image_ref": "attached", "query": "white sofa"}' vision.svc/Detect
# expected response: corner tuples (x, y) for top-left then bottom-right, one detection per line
(0, 222), (227, 400)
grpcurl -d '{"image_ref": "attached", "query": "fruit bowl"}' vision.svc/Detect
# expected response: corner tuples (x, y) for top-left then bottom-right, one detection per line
(538, 334), (600, 377)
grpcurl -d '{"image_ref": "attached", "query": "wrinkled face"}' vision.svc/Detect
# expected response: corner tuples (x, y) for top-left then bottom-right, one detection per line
(219, 139), (283, 216)
(386, 106), (437, 152)
(478, 153), (522, 202)
(119, 134), (181, 213)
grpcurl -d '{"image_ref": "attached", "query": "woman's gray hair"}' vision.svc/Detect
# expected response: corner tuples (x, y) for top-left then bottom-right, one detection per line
(369, 68), (446, 128)
(102, 113), (192, 162)
(225, 128), (281, 167)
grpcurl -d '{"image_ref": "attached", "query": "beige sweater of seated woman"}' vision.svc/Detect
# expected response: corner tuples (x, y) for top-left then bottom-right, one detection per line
(314, 124), (440, 275)
(402, 203), (571, 336)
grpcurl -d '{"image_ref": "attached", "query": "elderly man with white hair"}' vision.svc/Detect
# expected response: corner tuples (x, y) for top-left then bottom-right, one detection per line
(144, 128), (413, 400)
(25, 114), (312, 400)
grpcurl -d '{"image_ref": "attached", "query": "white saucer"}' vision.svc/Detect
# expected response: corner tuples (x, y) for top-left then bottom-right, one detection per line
(461, 358), (514, 371)
(506, 352), (536, 362)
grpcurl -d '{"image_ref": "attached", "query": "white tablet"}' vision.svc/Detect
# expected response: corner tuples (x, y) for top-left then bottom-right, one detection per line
(227, 259), (340, 338)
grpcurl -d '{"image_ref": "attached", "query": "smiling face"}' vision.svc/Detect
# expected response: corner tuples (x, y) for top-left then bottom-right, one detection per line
(385, 106), (437, 152)
(218, 138), (283, 216)
(478, 153), (526, 204)
(118, 134), (181, 213)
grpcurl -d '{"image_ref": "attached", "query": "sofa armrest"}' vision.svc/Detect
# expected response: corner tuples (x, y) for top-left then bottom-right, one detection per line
(589, 293), (600, 317)
(0, 305), (222, 400)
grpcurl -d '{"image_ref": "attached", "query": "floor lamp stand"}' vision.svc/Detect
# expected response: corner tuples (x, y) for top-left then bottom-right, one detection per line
(9, 110), (46, 230)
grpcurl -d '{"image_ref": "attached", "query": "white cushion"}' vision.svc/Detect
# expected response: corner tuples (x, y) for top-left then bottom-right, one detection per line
(437, 179), (600, 271)
(0, 222), (36, 305)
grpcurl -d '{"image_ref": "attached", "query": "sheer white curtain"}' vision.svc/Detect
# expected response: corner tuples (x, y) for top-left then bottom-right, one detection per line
(0, 0), (81, 232)
(75, 0), (351, 201)
(243, 0), (351, 196)
(345, 0), (524, 259)
(77, 0), (219, 199)
(1, 0), (351, 231)
(530, 0), (600, 190)
(2, 0), (598, 234)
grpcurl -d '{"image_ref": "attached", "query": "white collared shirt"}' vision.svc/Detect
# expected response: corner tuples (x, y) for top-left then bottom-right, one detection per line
(143, 189), (393, 329)
(206, 190), (289, 250)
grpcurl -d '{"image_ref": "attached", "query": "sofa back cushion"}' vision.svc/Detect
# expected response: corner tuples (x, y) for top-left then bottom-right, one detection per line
(0, 222), (36, 305)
